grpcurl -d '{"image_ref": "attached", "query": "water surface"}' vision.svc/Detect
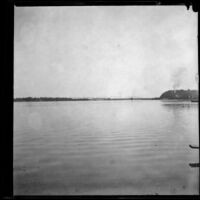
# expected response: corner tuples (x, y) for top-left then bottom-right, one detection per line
(14, 100), (199, 195)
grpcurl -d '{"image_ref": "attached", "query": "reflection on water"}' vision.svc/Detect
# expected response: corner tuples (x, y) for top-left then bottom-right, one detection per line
(162, 101), (197, 110)
(14, 100), (199, 195)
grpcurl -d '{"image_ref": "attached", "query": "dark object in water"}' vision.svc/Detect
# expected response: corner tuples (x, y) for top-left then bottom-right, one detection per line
(189, 163), (200, 168)
(189, 145), (199, 149)
(189, 145), (199, 168)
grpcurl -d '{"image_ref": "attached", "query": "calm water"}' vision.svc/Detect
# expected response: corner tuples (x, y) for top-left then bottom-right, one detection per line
(14, 100), (199, 195)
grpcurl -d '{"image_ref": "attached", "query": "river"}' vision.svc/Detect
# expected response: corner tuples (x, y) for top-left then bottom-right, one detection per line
(14, 100), (199, 195)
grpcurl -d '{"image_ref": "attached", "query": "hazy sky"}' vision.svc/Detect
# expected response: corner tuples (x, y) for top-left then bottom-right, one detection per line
(14, 6), (198, 98)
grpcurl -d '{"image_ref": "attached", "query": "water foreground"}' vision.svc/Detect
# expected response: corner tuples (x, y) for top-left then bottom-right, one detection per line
(14, 100), (199, 195)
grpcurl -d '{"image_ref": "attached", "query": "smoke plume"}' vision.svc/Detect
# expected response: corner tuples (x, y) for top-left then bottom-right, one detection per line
(195, 73), (199, 83)
(171, 67), (186, 90)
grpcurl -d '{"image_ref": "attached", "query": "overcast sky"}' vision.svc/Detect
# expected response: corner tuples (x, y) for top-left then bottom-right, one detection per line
(14, 6), (198, 98)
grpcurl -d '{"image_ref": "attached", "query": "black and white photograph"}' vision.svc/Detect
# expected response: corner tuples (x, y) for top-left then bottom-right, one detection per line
(14, 4), (199, 195)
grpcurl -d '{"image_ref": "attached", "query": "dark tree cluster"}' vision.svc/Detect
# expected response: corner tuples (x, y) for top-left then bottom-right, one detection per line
(160, 90), (198, 100)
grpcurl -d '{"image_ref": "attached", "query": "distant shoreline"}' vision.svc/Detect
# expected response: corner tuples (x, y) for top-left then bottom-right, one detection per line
(14, 90), (199, 102)
(14, 97), (160, 102)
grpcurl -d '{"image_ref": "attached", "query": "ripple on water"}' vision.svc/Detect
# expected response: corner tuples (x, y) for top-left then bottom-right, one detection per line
(14, 101), (199, 195)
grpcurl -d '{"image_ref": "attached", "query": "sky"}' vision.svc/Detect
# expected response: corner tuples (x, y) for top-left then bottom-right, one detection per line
(14, 6), (198, 98)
